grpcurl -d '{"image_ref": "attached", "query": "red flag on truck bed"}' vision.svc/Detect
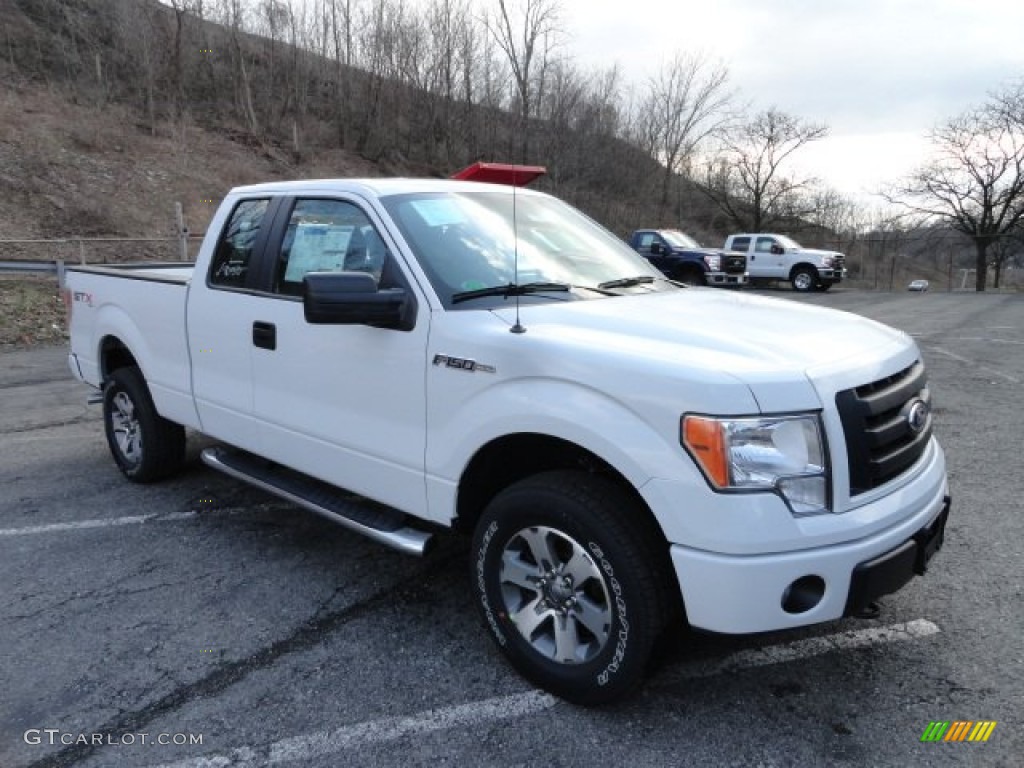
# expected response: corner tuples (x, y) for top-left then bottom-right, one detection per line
(451, 162), (547, 187)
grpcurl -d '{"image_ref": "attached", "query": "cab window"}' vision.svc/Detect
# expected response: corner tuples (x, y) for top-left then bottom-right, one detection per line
(209, 198), (270, 289)
(273, 199), (393, 296)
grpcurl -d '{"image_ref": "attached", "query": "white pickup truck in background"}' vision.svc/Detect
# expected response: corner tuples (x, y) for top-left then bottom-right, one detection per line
(724, 233), (847, 292)
(66, 177), (949, 704)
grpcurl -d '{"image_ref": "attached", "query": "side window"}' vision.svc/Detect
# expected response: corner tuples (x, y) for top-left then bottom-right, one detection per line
(274, 199), (392, 296)
(730, 236), (750, 252)
(755, 237), (775, 253)
(638, 233), (654, 250)
(209, 198), (270, 289)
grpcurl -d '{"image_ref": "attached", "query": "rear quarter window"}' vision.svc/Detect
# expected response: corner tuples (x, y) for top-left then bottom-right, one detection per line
(209, 198), (270, 289)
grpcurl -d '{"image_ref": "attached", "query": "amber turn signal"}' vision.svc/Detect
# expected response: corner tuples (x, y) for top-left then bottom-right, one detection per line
(682, 415), (730, 487)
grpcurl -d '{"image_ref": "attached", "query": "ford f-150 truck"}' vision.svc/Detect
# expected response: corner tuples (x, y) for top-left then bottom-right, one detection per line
(724, 233), (846, 292)
(66, 178), (949, 704)
(629, 229), (747, 287)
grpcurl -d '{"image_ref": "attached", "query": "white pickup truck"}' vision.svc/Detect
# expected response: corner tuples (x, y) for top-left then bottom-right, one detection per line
(66, 177), (949, 704)
(724, 233), (846, 292)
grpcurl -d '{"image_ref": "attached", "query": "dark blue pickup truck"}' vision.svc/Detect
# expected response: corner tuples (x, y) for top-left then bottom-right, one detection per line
(630, 229), (747, 287)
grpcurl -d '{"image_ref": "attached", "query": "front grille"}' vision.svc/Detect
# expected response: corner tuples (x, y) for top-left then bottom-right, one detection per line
(833, 255), (846, 271)
(836, 362), (932, 495)
(723, 255), (746, 273)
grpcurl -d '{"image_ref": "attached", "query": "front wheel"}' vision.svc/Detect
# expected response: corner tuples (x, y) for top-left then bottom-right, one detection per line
(791, 267), (818, 292)
(471, 471), (673, 705)
(103, 367), (185, 483)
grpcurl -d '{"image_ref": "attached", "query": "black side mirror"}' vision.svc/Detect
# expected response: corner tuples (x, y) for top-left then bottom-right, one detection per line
(649, 242), (663, 255)
(770, 244), (784, 255)
(303, 271), (413, 330)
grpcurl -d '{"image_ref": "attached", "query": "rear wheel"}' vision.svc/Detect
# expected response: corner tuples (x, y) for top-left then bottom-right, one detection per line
(103, 367), (185, 483)
(471, 471), (674, 704)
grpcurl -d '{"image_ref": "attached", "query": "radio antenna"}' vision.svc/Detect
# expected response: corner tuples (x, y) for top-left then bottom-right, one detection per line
(510, 165), (525, 334)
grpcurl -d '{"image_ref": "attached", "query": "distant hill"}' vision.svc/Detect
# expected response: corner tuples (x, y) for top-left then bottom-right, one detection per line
(0, 0), (729, 250)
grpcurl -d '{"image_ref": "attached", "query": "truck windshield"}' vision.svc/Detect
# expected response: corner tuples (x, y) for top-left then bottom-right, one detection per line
(381, 190), (672, 308)
(777, 235), (803, 249)
(661, 230), (700, 248)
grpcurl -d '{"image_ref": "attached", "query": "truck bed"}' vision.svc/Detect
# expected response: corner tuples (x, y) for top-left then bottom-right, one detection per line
(66, 261), (199, 430)
(67, 262), (195, 283)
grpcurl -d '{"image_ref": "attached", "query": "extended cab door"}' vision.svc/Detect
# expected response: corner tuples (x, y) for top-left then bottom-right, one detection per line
(246, 195), (430, 517)
(188, 195), (282, 452)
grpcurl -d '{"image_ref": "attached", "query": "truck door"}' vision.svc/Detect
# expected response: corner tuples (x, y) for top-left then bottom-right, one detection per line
(188, 196), (280, 453)
(754, 236), (785, 278)
(247, 196), (430, 517)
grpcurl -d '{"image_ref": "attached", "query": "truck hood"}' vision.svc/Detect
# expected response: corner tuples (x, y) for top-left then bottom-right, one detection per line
(669, 246), (723, 257)
(489, 288), (911, 411)
(790, 246), (843, 259)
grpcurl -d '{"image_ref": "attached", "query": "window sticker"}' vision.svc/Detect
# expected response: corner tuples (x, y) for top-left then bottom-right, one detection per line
(284, 224), (352, 282)
(409, 198), (468, 227)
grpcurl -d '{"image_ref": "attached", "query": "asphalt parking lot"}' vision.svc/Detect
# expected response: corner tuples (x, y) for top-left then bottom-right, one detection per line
(1, 289), (1021, 767)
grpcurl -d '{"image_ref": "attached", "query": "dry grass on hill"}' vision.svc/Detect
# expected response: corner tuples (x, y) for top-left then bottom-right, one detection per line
(0, 277), (66, 348)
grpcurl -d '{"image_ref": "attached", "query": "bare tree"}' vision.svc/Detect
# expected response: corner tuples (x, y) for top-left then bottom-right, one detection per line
(701, 108), (828, 231)
(114, 0), (163, 135)
(885, 86), (1024, 291)
(640, 51), (732, 204)
(488, 0), (563, 160)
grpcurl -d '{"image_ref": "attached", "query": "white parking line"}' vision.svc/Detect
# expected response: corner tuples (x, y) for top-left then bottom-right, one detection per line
(659, 618), (940, 683)
(146, 619), (939, 768)
(0, 511), (201, 536)
(149, 691), (559, 768)
(0, 507), (263, 537)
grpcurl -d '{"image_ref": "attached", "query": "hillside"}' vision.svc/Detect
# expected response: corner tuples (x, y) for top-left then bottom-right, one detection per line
(0, 0), (705, 251)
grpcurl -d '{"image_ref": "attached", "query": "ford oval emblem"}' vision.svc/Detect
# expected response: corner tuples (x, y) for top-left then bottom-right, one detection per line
(906, 399), (929, 434)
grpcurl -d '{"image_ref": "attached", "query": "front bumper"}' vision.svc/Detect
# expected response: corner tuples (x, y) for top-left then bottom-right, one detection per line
(819, 268), (846, 282)
(707, 271), (749, 286)
(844, 495), (948, 615)
(667, 479), (950, 634)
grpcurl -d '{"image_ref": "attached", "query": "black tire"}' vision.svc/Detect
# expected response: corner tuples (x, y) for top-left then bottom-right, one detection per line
(791, 267), (818, 292)
(103, 367), (185, 483)
(471, 471), (674, 705)
(813, 282), (832, 292)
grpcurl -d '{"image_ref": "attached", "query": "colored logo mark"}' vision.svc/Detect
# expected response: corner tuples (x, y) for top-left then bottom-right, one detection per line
(920, 721), (997, 742)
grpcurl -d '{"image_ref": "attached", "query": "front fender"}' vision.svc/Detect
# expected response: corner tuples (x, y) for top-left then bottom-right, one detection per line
(424, 377), (706, 523)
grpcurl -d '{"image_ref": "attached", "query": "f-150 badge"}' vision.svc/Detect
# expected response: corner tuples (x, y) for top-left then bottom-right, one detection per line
(432, 354), (495, 374)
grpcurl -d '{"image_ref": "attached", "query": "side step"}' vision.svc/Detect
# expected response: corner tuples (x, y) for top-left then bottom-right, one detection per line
(201, 447), (434, 557)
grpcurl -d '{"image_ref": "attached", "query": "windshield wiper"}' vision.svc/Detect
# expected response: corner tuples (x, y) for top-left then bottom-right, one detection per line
(597, 275), (656, 290)
(451, 281), (571, 304)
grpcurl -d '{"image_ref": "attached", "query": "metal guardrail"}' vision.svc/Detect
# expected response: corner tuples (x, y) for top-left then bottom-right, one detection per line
(0, 234), (206, 286)
(0, 259), (61, 274)
(0, 258), (66, 287)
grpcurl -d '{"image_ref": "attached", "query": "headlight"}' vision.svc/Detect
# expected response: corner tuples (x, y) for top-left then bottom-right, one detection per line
(703, 254), (721, 270)
(681, 414), (829, 515)
(821, 255), (834, 268)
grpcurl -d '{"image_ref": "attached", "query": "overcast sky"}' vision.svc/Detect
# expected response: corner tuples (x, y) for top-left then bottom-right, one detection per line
(561, 0), (1024, 203)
